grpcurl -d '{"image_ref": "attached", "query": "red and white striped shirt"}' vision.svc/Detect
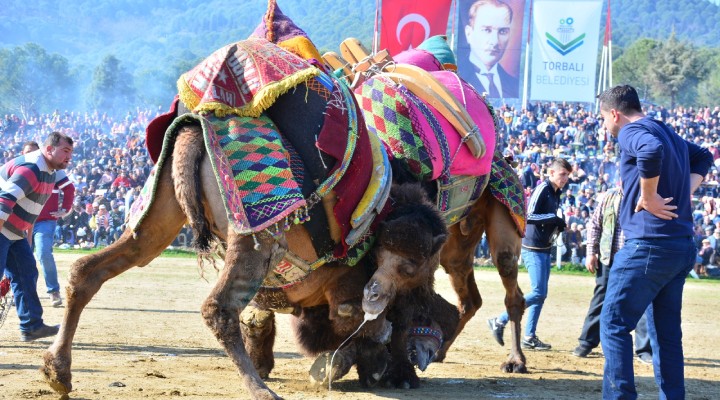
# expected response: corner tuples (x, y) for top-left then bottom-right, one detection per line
(0, 150), (56, 240)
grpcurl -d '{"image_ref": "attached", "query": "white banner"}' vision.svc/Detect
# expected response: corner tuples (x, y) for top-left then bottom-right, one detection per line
(530, 0), (603, 102)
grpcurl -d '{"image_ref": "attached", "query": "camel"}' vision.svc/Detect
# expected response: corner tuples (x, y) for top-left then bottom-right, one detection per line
(242, 183), (454, 388)
(41, 123), (453, 400)
(41, 39), (527, 400)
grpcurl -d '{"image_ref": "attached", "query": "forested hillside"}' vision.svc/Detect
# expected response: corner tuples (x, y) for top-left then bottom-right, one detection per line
(1, 0), (719, 114)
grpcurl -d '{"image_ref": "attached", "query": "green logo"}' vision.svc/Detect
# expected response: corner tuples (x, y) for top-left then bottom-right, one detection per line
(545, 17), (585, 56)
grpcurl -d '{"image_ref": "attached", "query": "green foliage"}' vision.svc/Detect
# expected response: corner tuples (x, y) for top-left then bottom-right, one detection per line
(613, 34), (717, 108)
(87, 55), (136, 115)
(611, 0), (720, 48)
(612, 38), (658, 100)
(0, 43), (76, 117)
(645, 33), (707, 108)
(697, 50), (720, 106)
(1, 0), (720, 111)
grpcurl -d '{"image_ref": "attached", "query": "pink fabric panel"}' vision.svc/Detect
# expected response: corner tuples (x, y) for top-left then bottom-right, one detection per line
(392, 49), (443, 72)
(429, 71), (496, 176)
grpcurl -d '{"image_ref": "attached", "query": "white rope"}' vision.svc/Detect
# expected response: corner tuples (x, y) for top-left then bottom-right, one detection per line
(327, 312), (378, 393)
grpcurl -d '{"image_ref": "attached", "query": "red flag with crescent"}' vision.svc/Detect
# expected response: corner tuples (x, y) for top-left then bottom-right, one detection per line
(380, 0), (453, 56)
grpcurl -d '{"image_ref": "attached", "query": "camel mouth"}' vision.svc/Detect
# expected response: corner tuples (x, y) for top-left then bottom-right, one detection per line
(362, 279), (393, 316)
(362, 297), (389, 317)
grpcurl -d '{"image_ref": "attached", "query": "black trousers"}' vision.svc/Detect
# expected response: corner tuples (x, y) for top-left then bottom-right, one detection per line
(578, 261), (650, 355)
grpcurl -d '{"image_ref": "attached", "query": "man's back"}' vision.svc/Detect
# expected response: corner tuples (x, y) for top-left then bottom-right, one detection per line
(618, 117), (712, 239)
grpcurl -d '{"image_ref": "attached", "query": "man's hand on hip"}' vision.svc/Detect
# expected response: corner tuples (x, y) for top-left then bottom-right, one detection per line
(635, 193), (678, 220)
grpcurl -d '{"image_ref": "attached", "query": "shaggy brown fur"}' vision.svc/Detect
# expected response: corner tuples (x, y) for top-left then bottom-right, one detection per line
(245, 183), (451, 387)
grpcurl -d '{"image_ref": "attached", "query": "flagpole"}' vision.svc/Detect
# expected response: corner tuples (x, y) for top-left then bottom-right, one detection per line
(521, 0), (533, 110)
(373, 0), (381, 53)
(450, 0), (457, 52)
(607, 0), (612, 86)
(595, 0), (611, 113)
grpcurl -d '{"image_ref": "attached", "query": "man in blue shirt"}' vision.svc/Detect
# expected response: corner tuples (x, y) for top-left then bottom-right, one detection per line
(597, 85), (713, 400)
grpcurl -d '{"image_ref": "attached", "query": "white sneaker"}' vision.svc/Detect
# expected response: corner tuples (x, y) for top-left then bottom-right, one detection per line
(50, 292), (63, 307)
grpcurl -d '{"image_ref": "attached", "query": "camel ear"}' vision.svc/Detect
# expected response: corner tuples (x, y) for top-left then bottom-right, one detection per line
(431, 233), (448, 255)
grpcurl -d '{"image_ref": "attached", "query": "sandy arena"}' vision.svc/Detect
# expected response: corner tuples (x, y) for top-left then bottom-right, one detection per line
(1, 253), (718, 399)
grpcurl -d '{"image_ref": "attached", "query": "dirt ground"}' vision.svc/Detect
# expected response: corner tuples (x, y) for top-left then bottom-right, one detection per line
(1, 253), (718, 400)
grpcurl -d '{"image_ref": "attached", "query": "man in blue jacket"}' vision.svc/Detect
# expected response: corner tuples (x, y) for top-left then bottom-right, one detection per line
(597, 85), (712, 400)
(488, 157), (571, 350)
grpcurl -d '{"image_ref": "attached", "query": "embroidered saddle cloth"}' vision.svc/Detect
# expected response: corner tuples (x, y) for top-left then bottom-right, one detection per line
(177, 37), (320, 118)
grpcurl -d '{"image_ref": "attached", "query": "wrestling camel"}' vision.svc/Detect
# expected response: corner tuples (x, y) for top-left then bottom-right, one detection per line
(41, 123), (452, 399)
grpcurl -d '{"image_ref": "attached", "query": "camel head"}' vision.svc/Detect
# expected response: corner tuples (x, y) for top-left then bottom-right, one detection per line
(362, 183), (448, 317)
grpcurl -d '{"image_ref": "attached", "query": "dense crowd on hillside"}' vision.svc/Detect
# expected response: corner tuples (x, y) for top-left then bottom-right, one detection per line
(482, 102), (720, 276)
(2, 102), (720, 271)
(0, 107), (183, 249)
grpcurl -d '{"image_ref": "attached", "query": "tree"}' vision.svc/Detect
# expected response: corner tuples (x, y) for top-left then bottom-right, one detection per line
(0, 43), (76, 118)
(646, 33), (706, 108)
(697, 50), (720, 107)
(87, 55), (136, 116)
(612, 38), (658, 101)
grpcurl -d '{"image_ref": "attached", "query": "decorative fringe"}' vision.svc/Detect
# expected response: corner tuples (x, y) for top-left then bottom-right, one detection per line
(177, 68), (320, 119)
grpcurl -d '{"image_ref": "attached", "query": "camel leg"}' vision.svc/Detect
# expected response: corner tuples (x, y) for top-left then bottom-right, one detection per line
(42, 164), (188, 394)
(201, 230), (286, 400)
(435, 198), (487, 362)
(240, 301), (276, 379)
(484, 194), (527, 373)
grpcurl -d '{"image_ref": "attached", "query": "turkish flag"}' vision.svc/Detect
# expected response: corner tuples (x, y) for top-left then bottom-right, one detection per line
(380, 0), (453, 56)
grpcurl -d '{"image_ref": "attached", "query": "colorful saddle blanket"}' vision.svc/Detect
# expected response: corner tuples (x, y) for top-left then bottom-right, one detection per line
(355, 69), (497, 181)
(177, 37), (320, 118)
(487, 151), (526, 236)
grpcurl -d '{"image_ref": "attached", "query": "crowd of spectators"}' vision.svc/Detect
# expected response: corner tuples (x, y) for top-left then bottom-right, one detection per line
(3, 101), (720, 271)
(490, 101), (720, 276)
(1, 108), (168, 249)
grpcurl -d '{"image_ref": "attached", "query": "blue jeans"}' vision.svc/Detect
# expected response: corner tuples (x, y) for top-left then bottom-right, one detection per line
(33, 220), (61, 293)
(578, 262), (652, 356)
(0, 234), (46, 332)
(600, 237), (695, 400)
(499, 248), (551, 337)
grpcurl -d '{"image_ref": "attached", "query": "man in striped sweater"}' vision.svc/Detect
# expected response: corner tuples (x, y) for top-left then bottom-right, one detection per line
(0, 132), (74, 341)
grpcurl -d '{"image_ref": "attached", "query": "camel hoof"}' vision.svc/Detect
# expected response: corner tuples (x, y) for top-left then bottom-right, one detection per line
(337, 303), (355, 318)
(240, 306), (273, 328)
(308, 351), (350, 386)
(42, 351), (72, 394)
(500, 361), (528, 374)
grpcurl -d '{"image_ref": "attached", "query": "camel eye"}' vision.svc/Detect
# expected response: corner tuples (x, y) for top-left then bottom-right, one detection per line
(399, 261), (418, 277)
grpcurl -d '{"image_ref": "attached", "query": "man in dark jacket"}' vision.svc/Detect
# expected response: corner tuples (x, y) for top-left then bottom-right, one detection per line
(488, 157), (572, 350)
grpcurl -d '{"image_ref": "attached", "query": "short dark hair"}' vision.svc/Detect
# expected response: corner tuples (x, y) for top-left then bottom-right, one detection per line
(22, 141), (39, 151)
(597, 85), (642, 114)
(44, 131), (74, 147)
(550, 157), (572, 173)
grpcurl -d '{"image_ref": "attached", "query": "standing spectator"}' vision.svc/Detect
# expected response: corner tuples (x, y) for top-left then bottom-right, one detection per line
(572, 187), (652, 363)
(488, 157), (572, 350)
(21, 142), (76, 307)
(65, 201), (91, 245)
(92, 204), (110, 247)
(107, 203), (125, 244)
(565, 222), (583, 264)
(522, 162), (540, 191)
(597, 85), (713, 399)
(1, 131), (74, 341)
(695, 238), (714, 276)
